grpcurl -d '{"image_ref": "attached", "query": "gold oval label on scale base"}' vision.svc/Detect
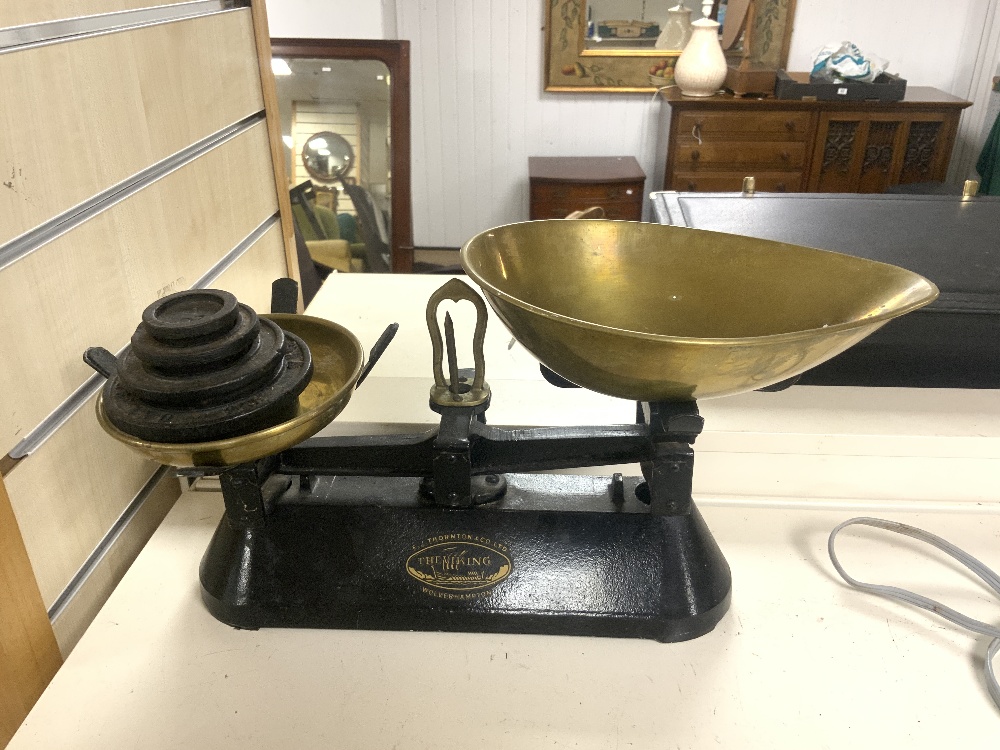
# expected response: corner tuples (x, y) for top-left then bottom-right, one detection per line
(406, 536), (512, 600)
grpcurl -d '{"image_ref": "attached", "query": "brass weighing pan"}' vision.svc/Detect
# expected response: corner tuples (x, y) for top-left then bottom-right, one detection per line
(96, 314), (364, 467)
(462, 220), (939, 402)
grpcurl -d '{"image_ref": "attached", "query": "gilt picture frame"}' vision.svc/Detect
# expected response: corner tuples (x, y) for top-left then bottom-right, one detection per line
(544, 0), (797, 93)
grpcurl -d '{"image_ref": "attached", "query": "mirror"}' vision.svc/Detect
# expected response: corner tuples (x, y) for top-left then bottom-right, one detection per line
(545, 0), (797, 92)
(271, 39), (412, 272)
(583, 0), (705, 52)
(301, 131), (355, 183)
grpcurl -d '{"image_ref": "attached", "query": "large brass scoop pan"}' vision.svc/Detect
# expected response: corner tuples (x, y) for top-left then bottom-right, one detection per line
(461, 220), (938, 402)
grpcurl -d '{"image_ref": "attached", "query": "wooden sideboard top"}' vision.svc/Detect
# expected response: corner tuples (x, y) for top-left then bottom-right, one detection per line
(528, 156), (646, 183)
(659, 86), (972, 111)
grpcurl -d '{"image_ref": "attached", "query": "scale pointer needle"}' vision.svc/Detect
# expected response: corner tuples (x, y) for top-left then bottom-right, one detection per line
(444, 311), (461, 394)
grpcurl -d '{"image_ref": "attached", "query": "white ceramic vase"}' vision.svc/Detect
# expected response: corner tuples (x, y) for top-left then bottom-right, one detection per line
(673, 18), (727, 97)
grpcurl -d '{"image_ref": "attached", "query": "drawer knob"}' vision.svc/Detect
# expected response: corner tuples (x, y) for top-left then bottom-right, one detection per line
(780, 151), (790, 161)
(691, 149), (700, 161)
(775, 182), (786, 192)
(687, 181), (696, 191)
(785, 120), (796, 132)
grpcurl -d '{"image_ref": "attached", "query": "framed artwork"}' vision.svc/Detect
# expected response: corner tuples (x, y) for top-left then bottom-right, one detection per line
(544, 0), (797, 93)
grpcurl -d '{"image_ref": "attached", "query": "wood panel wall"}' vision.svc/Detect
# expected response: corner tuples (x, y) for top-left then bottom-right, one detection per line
(0, 0), (295, 742)
(0, 10), (265, 247)
(0, 123), (278, 450)
(2, 0), (192, 29)
(0, 478), (60, 748)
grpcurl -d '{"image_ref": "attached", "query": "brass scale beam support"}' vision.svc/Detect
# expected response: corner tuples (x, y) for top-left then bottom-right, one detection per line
(222, 279), (705, 521)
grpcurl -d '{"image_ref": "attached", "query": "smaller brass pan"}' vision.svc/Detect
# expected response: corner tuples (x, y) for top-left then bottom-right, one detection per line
(96, 314), (364, 467)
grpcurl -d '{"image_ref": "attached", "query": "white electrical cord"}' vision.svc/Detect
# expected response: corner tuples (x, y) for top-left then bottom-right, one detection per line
(828, 517), (1000, 713)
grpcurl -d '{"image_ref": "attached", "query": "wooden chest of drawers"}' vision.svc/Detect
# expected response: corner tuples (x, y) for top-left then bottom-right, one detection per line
(529, 156), (645, 220)
(660, 88), (971, 194)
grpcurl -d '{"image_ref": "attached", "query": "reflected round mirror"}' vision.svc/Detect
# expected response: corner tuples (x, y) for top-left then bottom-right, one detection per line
(302, 131), (355, 183)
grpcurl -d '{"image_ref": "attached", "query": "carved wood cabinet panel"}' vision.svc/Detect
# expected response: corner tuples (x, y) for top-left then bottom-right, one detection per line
(810, 113), (955, 192)
(660, 88), (970, 195)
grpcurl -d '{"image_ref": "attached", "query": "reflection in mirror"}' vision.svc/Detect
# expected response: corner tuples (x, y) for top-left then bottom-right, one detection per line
(584, 0), (714, 52)
(271, 40), (412, 273)
(275, 57), (391, 270)
(302, 131), (355, 183)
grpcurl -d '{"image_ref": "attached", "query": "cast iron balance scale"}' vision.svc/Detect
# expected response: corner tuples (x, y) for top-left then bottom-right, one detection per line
(85, 221), (937, 642)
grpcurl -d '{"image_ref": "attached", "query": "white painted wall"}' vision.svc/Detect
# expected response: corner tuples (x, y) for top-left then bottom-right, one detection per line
(949, 1), (1000, 181)
(264, 0), (383, 39)
(787, 0), (982, 93)
(396, 0), (664, 247)
(265, 0), (995, 248)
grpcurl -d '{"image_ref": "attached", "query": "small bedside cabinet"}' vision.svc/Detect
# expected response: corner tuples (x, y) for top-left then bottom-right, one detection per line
(529, 156), (646, 220)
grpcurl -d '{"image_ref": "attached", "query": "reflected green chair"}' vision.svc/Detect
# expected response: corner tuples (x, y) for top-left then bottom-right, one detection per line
(289, 182), (367, 272)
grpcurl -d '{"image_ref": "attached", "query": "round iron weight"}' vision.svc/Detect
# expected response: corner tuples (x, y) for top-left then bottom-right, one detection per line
(103, 329), (313, 443)
(100, 290), (316, 443)
(116, 318), (288, 408)
(130, 303), (261, 371)
(141, 289), (240, 341)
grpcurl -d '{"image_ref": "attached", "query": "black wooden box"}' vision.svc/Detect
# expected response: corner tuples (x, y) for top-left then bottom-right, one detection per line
(651, 192), (1000, 389)
(774, 70), (907, 102)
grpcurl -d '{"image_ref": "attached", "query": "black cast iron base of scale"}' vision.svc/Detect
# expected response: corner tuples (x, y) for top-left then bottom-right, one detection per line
(199, 398), (731, 642)
(199, 282), (730, 643)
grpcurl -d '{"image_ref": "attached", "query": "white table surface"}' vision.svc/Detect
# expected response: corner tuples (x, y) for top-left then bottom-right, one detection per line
(11, 274), (1000, 748)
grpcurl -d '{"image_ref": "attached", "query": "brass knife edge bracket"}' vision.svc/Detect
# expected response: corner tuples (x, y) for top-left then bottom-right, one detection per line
(426, 278), (490, 407)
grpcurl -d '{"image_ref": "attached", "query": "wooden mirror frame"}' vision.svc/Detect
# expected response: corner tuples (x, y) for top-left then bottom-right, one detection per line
(544, 0), (797, 93)
(270, 38), (414, 272)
